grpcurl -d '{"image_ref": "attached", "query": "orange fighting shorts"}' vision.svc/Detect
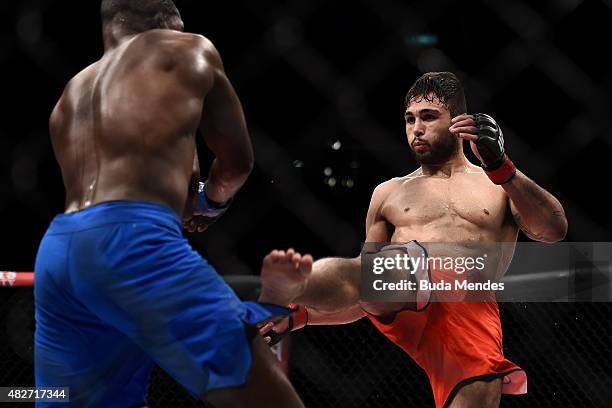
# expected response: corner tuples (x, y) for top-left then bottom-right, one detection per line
(367, 266), (527, 407)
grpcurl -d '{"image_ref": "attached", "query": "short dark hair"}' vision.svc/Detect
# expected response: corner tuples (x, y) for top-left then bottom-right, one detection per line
(404, 72), (467, 117)
(101, 0), (180, 33)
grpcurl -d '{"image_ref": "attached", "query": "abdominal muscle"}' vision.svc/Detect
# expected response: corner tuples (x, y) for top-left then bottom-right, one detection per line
(390, 221), (518, 283)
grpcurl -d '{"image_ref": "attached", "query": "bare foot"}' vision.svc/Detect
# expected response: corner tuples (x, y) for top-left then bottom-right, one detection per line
(259, 248), (313, 306)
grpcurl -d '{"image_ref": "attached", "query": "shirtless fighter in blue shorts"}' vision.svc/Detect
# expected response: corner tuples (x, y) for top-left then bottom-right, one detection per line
(34, 1), (308, 407)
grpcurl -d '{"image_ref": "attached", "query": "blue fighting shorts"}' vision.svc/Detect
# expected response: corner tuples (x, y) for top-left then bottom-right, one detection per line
(34, 201), (290, 407)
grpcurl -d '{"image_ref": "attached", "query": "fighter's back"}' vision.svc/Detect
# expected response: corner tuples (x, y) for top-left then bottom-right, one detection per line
(50, 30), (215, 214)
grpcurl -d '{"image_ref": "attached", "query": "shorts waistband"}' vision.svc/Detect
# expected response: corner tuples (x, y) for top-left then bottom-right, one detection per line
(48, 200), (181, 234)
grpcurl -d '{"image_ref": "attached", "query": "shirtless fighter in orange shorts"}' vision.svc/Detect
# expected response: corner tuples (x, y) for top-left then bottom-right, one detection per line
(261, 72), (568, 407)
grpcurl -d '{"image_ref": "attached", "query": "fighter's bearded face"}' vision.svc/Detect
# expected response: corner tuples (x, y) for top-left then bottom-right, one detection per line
(404, 95), (459, 165)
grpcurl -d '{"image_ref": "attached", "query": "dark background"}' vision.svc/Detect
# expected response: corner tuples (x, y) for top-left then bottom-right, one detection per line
(2, 0), (611, 272)
(1, 0), (611, 407)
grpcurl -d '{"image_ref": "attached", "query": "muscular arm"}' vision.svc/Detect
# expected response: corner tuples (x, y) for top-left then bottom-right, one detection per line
(505, 170), (568, 243)
(258, 299), (364, 344)
(198, 40), (253, 203)
(450, 114), (567, 242)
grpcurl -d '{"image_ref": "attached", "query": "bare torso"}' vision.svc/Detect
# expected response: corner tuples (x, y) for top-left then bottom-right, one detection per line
(50, 30), (213, 215)
(373, 163), (519, 280)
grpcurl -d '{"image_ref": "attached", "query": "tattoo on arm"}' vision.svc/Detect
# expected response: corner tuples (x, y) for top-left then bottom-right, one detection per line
(513, 210), (544, 241)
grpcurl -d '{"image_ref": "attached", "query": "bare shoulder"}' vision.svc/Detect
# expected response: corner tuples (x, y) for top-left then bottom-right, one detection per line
(138, 30), (220, 66)
(137, 31), (223, 92)
(371, 176), (404, 205)
(381, 168), (424, 192)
